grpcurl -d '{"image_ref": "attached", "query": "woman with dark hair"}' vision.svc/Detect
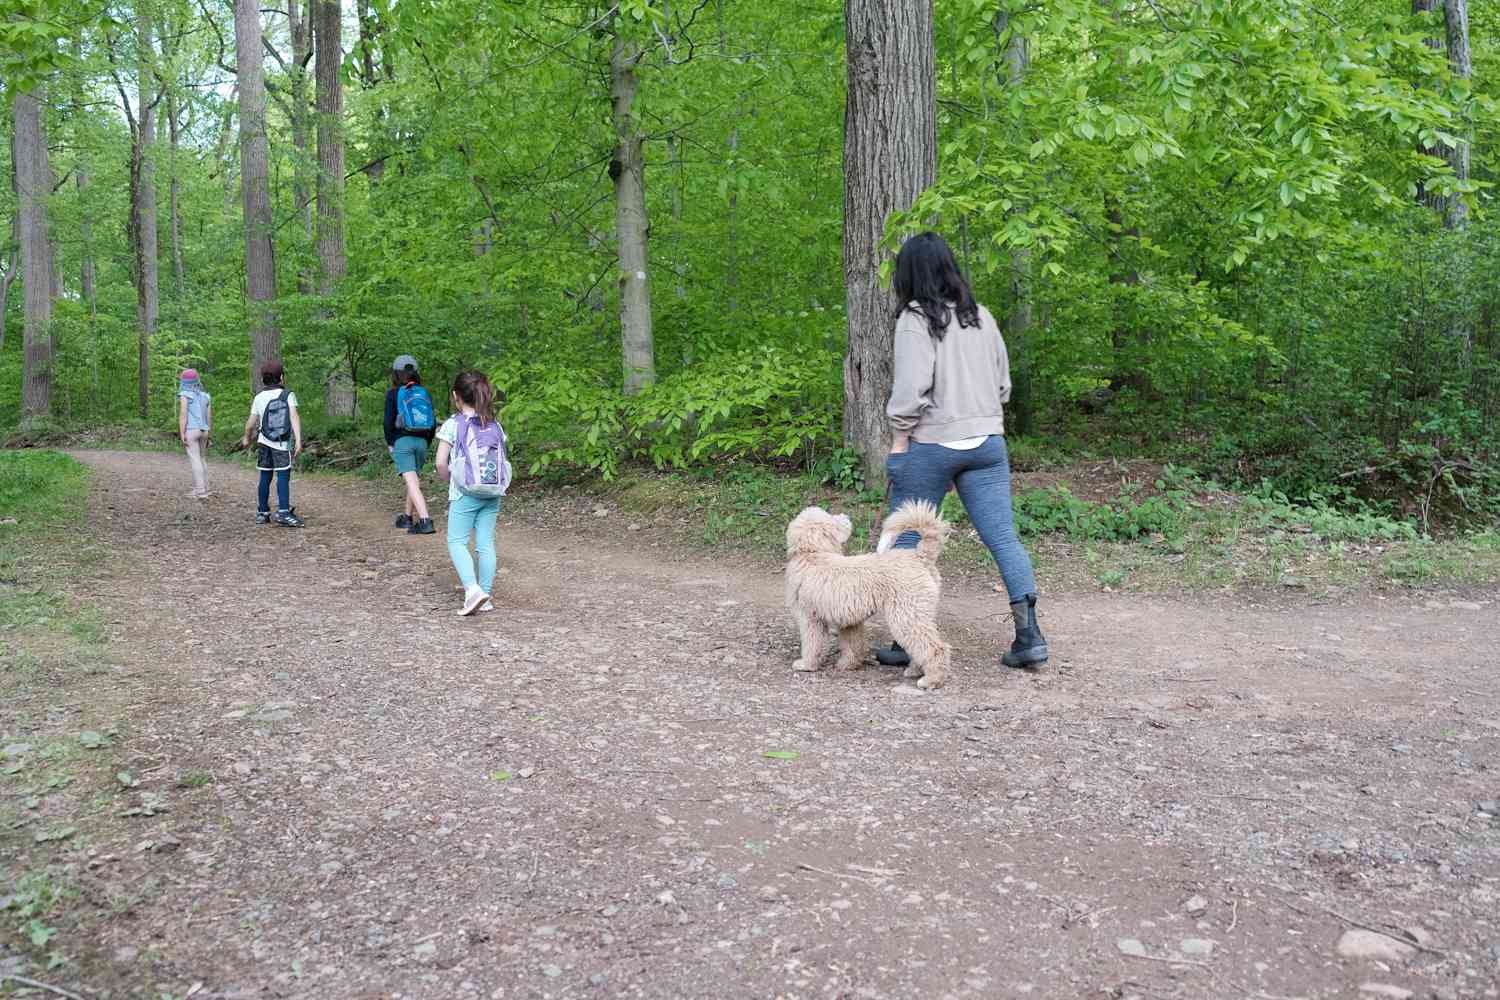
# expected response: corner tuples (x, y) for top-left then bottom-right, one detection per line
(877, 231), (1047, 670)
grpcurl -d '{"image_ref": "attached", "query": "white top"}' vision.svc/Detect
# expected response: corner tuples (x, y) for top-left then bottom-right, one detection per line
(435, 416), (465, 502)
(939, 436), (987, 450)
(250, 388), (299, 450)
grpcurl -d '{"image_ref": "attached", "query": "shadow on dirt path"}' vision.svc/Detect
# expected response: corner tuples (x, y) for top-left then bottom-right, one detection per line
(21, 450), (1500, 998)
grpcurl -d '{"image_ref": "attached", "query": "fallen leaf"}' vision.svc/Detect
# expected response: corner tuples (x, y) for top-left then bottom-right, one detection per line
(762, 751), (800, 760)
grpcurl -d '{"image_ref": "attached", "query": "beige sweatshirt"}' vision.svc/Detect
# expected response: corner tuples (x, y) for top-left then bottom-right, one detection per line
(886, 302), (1010, 442)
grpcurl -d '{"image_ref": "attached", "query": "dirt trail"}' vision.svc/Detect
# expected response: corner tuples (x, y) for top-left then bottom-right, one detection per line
(18, 450), (1500, 998)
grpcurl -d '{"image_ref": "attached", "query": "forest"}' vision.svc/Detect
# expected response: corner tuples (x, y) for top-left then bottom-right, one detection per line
(2, 0), (1496, 529)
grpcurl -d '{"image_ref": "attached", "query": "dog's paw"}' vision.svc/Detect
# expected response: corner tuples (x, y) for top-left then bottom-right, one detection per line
(835, 657), (864, 672)
(902, 664), (924, 679)
(916, 673), (946, 690)
(791, 658), (817, 673)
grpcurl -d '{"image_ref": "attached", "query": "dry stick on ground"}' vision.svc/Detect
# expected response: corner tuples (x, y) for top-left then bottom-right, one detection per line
(1318, 903), (1447, 956)
(0, 975), (88, 1000)
(796, 863), (876, 885)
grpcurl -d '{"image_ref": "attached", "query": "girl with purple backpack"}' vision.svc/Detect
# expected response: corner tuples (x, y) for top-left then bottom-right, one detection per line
(435, 370), (512, 616)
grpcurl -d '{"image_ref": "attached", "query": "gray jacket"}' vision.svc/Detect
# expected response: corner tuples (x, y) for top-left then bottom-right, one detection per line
(886, 302), (1010, 442)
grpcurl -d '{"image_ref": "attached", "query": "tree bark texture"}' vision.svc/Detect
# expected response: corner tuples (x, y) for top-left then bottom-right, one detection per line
(1000, 13), (1032, 436)
(129, 13), (161, 420)
(288, 0), (314, 291)
(167, 89), (185, 296)
(842, 0), (937, 483)
(315, 0), (347, 296)
(611, 26), (655, 395)
(15, 86), (53, 423)
(1441, 0), (1470, 229)
(235, 0), (281, 390)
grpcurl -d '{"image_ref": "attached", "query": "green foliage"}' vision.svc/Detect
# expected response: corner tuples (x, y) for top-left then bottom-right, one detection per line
(1013, 485), (1188, 543)
(500, 344), (841, 480)
(0, 450), (90, 524)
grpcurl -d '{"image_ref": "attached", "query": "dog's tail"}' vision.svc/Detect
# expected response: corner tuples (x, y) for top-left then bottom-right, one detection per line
(878, 499), (949, 565)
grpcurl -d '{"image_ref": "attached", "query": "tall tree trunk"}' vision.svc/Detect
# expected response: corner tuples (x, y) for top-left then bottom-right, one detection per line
(131, 12), (161, 420)
(999, 12), (1032, 436)
(235, 0), (281, 390)
(611, 24), (655, 395)
(15, 86), (53, 425)
(842, 0), (937, 483)
(287, 0), (313, 291)
(1442, 0), (1471, 230)
(167, 89), (185, 295)
(315, 0), (346, 297)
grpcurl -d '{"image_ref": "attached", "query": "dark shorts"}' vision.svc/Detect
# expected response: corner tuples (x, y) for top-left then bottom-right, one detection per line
(392, 435), (429, 475)
(256, 444), (293, 471)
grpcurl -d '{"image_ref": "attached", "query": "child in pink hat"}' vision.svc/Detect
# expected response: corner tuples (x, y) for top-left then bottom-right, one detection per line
(177, 369), (213, 498)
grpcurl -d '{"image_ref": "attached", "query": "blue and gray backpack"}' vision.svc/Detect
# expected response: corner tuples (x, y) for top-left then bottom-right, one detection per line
(395, 383), (436, 432)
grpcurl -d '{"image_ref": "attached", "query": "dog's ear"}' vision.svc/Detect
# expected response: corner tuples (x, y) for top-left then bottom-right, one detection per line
(834, 513), (853, 544)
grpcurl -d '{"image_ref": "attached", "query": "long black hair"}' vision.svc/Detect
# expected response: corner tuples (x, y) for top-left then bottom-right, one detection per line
(892, 232), (979, 342)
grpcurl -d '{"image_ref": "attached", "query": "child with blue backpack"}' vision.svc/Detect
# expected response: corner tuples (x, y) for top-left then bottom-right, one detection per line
(384, 355), (437, 535)
(435, 370), (511, 616)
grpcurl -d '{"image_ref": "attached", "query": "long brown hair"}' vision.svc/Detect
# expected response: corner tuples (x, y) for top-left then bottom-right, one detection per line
(451, 370), (496, 425)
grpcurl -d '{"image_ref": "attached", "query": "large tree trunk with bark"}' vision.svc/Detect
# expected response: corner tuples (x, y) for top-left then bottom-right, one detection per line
(610, 25), (655, 395)
(131, 13), (160, 420)
(999, 13), (1032, 437)
(842, 0), (936, 484)
(315, 0), (347, 297)
(15, 86), (53, 425)
(289, 0), (314, 291)
(235, 0), (281, 391)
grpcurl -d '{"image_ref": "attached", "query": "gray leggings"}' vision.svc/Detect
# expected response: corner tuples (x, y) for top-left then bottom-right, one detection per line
(886, 434), (1038, 601)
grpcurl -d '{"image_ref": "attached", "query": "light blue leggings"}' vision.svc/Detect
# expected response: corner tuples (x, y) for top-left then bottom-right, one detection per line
(446, 493), (501, 594)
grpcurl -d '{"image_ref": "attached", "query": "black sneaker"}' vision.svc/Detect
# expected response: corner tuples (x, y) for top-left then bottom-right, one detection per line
(255, 511), (272, 524)
(875, 642), (911, 667)
(407, 518), (436, 535)
(274, 509), (305, 528)
(394, 513), (412, 529)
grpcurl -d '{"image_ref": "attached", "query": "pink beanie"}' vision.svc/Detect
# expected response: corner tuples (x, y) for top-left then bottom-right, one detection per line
(181, 368), (199, 381)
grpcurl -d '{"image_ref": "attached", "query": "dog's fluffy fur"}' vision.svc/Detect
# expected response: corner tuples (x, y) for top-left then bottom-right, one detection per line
(784, 500), (953, 689)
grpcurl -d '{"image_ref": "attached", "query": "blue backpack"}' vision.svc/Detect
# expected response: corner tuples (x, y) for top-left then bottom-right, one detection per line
(395, 383), (435, 432)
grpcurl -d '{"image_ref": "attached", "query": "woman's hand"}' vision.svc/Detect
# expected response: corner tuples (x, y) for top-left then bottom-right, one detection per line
(888, 433), (911, 456)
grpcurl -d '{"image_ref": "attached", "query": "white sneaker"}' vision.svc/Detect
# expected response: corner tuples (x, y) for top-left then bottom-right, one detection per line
(458, 588), (489, 617)
(478, 599), (495, 612)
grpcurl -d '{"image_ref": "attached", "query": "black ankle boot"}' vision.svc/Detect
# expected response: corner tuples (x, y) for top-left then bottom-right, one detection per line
(1001, 594), (1048, 668)
(876, 642), (911, 667)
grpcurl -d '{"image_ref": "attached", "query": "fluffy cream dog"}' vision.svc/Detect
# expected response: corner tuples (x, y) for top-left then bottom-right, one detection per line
(784, 500), (953, 689)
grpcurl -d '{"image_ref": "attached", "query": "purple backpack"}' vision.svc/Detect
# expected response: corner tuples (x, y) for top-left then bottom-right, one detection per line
(451, 414), (511, 498)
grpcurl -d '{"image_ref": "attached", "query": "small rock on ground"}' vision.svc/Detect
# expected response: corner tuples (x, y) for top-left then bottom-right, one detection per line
(1336, 929), (1416, 963)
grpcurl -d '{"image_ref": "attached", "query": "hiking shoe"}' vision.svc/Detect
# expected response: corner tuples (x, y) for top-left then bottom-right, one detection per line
(255, 511), (272, 524)
(875, 642), (911, 667)
(407, 518), (436, 535)
(458, 588), (489, 617)
(1001, 595), (1049, 668)
(394, 513), (412, 529)
(274, 509), (305, 528)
